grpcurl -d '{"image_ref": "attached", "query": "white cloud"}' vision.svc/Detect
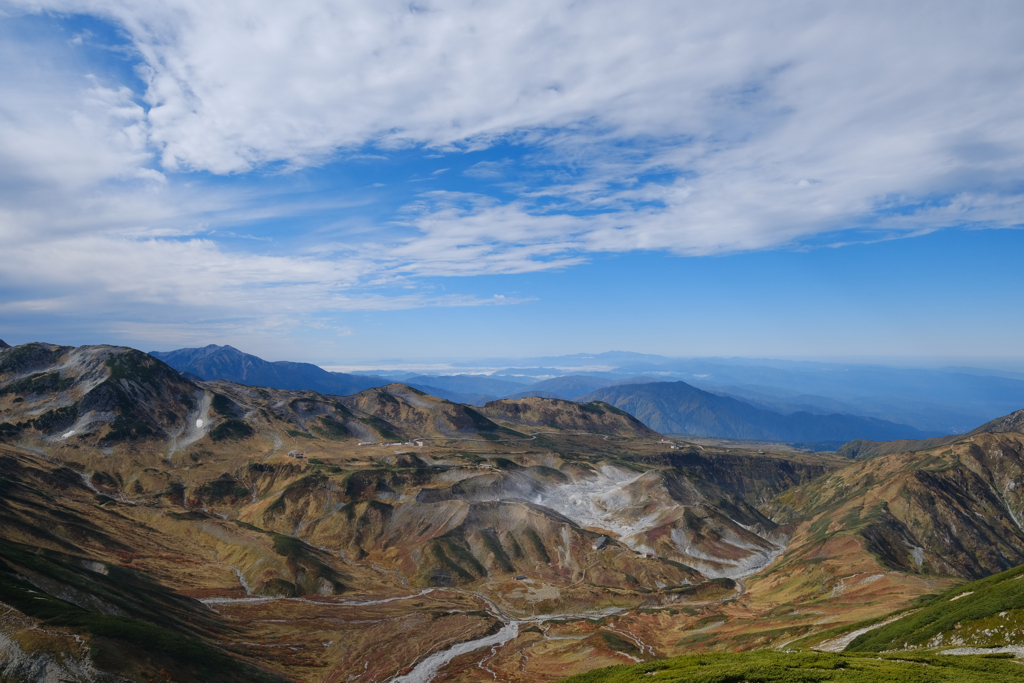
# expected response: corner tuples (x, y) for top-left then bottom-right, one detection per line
(2, 0), (1024, 343)
(463, 159), (511, 179)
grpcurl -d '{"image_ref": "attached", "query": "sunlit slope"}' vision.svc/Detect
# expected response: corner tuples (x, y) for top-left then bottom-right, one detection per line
(0, 444), (294, 682)
(338, 383), (525, 439)
(0, 443), (503, 683)
(633, 448), (839, 507)
(748, 428), (1024, 611)
(8, 341), (1024, 681)
(0, 342), (204, 445)
(844, 561), (1024, 653)
(834, 408), (1024, 459)
(480, 396), (660, 437)
(557, 650), (1024, 682)
(971, 407), (1024, 437)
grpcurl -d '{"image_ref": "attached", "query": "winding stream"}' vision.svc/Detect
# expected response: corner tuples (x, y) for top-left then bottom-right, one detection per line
(386, 605), (626, 683)
(388, 622), (521, 683)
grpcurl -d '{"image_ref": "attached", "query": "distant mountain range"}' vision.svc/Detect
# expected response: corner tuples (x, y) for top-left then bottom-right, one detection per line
(3, 339), (1024, 682)
(579, 381), (937, 443)
(148, 344), (944, 446)
(407, 350), (1024, 434)
(150, 345), (385, 396)
(150, 345), (495, 405)
(835, 406), (1024, 459)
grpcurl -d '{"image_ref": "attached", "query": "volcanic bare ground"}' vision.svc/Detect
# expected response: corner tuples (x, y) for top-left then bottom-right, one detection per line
(1, 343), (1023, 682)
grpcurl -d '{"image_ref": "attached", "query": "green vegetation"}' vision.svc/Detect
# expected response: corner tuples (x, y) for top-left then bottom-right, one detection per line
(104, 411), (155, 442)
(209, 418), (254, 441)
(0, 542), (282, 682)
(0, 421), (23, 437)
(313, 416), (351, 440)
(559, 650), (1024, 682)
(663, 577), (735, 599)
(464, 407), (500, 432)
(593, 631), (640, 655)
(376, 389), (400, 405)
(0, 343), (63, 374)
(210, 392), (236, 416)
(167, 510), (213, 521)
(221, 521), (345, 596)
(525, 527), (551, 563)
(163, 481), (186, 505)
(104, 351), (172, 384)
(430, 536), (487, 582)
(196, 475), (250, 503)
(360, 415), (402, 441)
(490, 457), (521, 470)
(480, 528), (515, 573)
(0, 371), (73, 395)
(847, 562), (1024, 652)
(597, 402), (634, 418)
(28, 403), (79, 433)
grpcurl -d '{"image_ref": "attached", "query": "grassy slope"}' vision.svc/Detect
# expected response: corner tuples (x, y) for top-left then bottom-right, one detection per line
(558, 651), (1024, 682)
(846, 561), (1024, 652)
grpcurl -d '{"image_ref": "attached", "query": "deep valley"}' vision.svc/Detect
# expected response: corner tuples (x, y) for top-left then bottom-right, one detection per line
(1, 342), (1023, 682)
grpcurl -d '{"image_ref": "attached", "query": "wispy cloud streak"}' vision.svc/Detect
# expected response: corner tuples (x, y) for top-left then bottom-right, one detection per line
(2, 1), (1023, 342)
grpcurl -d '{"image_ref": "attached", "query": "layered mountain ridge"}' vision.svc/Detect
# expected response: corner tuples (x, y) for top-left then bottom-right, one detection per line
(150, 344), (942, 446)
(579, 380), (937, 443)
(2, 339), (1024, 682)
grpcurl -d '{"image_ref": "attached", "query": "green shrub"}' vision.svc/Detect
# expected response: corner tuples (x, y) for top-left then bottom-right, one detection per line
(209, 418), (254, 441)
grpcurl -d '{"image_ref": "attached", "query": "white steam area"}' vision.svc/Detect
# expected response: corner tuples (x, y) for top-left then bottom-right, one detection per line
(534, 465), (786, 579)
(535, 466), (660, 549)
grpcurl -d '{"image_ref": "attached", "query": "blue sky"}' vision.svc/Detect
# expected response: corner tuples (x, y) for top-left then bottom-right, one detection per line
(2, 1), (1023, 365)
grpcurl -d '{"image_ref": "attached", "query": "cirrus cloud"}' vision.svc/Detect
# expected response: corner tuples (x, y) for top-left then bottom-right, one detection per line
(2, 0), (1024, 349)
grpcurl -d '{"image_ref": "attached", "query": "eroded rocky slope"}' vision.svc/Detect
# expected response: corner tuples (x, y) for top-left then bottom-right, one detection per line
(2, 341), (1023, 682)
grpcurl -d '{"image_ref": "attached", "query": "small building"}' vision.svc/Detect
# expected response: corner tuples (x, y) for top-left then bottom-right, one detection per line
(288, 450), (305, 458)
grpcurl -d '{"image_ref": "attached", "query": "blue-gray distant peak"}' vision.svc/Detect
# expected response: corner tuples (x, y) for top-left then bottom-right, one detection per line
(579, 380), (938, 444)
(150, 345), (388, 397)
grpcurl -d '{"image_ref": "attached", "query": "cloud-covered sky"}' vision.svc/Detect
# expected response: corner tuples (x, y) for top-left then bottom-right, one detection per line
(2, 1), (1023, 363)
